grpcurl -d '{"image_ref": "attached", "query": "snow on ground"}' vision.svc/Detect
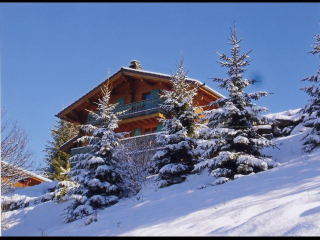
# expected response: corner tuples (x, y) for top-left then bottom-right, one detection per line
(265, 109), (302, 122)
(2, 110), (320, 236)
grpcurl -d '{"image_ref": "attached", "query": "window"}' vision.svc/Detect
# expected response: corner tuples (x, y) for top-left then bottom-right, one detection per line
(133, 127), (141, 136)
(157, 124), (163, 132)
(142, 92), (151, 100)
(144, 128), (151, 134)
(144, 127), (157, 135)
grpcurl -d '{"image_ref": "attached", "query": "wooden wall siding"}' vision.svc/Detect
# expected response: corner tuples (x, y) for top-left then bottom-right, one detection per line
(117, 123), (159, 137)
(16, 177), (43, 188)
(116, 112), (166, 137)
(2, 177), (44, 189)
(109, 76), (171, 105)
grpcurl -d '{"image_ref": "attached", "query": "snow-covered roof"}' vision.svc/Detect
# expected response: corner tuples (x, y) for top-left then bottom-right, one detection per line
(121, 67), (225, 99)
(264, 109), (302, 121)
(57, 66), (225, 118)
(20, 170), (51, 182)
(1, 161), (52, 182)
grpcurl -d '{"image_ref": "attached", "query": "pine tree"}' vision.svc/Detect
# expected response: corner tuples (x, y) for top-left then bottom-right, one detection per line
(194, 25), (278, 185)
(300, 33), (320, 152)
(152, 59), (204, 188)
(43, 120), (78, 181)
(63, 84), (126, 223)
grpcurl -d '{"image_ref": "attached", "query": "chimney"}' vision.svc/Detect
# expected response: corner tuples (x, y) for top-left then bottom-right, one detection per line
(129, 60), (142, 70)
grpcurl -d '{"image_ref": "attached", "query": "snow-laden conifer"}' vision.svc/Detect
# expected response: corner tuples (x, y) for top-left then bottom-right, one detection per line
(152, 59), (204, 188)
(63, 83), (125, 223)
(43, 120), (78, 181)
(300, 33), (320, 152)
(194, 25), (278, 185)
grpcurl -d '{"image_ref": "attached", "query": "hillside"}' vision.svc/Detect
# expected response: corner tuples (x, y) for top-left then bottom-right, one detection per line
(2, 109), (320, 236)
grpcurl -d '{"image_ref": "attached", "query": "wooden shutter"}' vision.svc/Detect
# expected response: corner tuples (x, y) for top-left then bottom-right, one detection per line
(133, 127), (142, 136)
(156, 124), (163, 132)
(150, 89), (160, 99)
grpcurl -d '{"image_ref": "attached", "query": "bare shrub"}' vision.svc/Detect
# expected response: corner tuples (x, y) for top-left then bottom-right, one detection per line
(115, 133), (161, 197)
(1, 202), (10, 230)
(1, 109), (35, 195)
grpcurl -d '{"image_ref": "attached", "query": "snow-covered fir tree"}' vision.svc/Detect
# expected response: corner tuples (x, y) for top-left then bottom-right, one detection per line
(43, 119), (78, 181)
(152, 59), (204, 188)
(194, 25), (278, 185)
(63, 83), (126, 223)
(300, 33), (320, 153)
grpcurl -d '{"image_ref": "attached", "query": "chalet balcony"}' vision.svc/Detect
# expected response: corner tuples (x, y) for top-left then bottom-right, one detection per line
(87, 98), (167, 125)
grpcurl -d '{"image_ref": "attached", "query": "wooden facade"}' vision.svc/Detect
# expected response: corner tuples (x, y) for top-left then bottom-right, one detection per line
(57, 61), (224, 154)
(2, 176), (44, 189)
(15, 177), (44, 188)
(1, 161), (51, 190)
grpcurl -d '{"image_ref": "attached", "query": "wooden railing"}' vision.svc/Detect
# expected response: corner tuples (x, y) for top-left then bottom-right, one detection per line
(87, 98), (167, 125)
(115, 98), (165, 120)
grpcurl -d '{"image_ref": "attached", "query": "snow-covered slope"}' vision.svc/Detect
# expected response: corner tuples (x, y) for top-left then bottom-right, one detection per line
(2, 110), (320, 236)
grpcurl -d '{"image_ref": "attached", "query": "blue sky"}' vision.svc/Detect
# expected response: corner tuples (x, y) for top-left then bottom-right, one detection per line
(1, 3), (319, 168)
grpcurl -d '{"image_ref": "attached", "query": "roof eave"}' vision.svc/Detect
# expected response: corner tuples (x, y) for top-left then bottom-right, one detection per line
(56, 68), (125, 119)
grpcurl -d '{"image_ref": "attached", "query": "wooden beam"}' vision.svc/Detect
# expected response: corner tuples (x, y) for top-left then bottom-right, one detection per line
(198, 86), (221, 101)
(141, 78), (156, 86)
(71, 109), (80, 119)
(127, 77), (135, 93)
(118, 112), (164, 125)
(140, 119), (149, 125)
(202, 94), (214, 104)
(68, 109), (87, 125)
(112, 76), (126, 89)
(63, 115), (80, 125)
(86, 97), (96, 104)
(144, 118), (154, 124)
(119, 122), (134, 129)
(124, 71), (170, 83)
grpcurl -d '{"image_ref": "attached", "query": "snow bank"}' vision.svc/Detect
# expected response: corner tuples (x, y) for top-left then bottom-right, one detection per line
(265, 109), (302, 122)
(2, 112), (320, 236)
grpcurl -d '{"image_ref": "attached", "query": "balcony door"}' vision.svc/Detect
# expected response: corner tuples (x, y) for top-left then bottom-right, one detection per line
(143, 89), (160, 113)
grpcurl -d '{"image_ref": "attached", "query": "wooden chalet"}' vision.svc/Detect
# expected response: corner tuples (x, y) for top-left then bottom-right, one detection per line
(57, 60), (224, 156)
(1, 161), (51, 189)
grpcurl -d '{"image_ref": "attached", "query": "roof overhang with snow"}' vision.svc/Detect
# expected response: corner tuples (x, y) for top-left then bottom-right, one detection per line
(1, 161), (52, 183)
